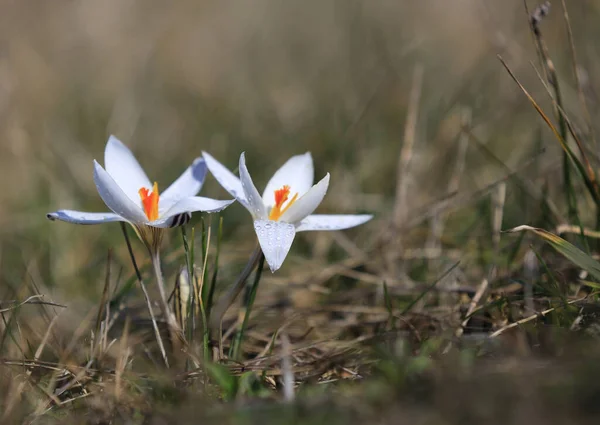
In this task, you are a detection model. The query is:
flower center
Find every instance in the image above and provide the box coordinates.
[269,185,298,221]
[138,182,160,221]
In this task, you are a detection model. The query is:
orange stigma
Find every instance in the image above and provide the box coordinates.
[269,185,298,221]
[139,182,160,221]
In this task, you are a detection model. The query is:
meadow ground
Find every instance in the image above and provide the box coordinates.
[2,1,600,423]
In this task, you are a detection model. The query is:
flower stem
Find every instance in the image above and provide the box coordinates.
[120,222,169,368]
[151,250,177,327]
[150,248,185,358]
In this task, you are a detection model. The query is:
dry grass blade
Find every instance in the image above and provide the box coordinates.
[393,63,423,230]
[489,294,590,338]
[492,183,506,250]
[555,224,600,239]
[93,250,112,354]
[505,225,600,281]
[280,333,295,403]
[497,55,566,152]
[115,316,130,400]
[0,295,64,314]
[455,277,490,339]
[529,61,599,192]
[499,55,600,206]
[2,314,61,420]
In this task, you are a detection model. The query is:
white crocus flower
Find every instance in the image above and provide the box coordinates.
[202,151,373,272]
[47,136,234,251]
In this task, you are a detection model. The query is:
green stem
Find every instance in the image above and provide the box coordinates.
[209,245,264,333]
[231,253,265,360]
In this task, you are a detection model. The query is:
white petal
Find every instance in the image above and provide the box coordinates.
[239,153,267,219]
[295,214,373,232]
[93,160,149,223]
[279,173,330,224]
[104,135,152,204]
[150,196,235,228]
[46,210,127,225]
[160,157,207,210]
[202,151,250,210]
[254,220,296,272]
[262,153,314,208]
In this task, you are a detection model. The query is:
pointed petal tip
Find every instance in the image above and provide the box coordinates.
[239,153,267,219]
[295,213,373,232]
[106,135,125,150]
[44,210,126,225]
[192,156,206,165]
[92,159,104,177]
[254,220,296,273]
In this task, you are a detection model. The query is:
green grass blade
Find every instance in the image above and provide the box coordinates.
[506,225,600,281]
[205,215,223,321]
[401,261,460,315]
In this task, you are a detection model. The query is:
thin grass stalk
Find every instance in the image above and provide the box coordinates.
[526,2,587,245]
[531,246,568,307]
[499,55,597,251]
[110,241,183,308]
[200,217,213,318]
[400,261,459,315]
[92,250,112,359]
[390,63,423,278]
[183,223,211,362]
[231,254,266,360]
[197,222,212,362]
[0,294,26,356]
[382,281,395,330]
[560,0,596,150]
[181,226,195,343]
[205,215,224,321]
[464,127,562,224]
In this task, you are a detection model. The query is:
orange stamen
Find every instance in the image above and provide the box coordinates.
[139,182,160,221]
[269,185,298,221]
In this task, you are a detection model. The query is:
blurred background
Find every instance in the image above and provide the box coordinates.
[0,0,599,345]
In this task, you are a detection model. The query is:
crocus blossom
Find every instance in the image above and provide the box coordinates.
[47,136,234,250]
[202,151,372,272]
